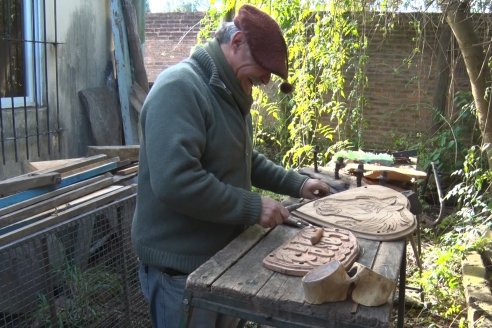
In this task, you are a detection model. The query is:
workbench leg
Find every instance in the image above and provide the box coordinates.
[180,290,193,328]
[397,241,407,328]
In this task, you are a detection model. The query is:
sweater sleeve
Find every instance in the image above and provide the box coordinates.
[141,68,261,226]
[251,150,308,198]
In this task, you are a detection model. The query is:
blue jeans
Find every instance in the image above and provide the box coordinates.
[138,263,238,328]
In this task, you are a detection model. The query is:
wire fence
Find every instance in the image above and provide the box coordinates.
[0,194,150,327]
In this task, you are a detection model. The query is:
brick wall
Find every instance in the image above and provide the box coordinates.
[144,12,204,82]
[360,13,471,148]
[144,12,481,150]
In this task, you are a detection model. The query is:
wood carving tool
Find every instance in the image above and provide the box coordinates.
[283,200,316,228]
[284,200,310,212]
[310,227,324,245]
[283,216,308,228]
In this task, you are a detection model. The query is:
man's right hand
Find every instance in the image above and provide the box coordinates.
[258,196,290,228]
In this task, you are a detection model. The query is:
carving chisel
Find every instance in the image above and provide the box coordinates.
[283,200,317,228]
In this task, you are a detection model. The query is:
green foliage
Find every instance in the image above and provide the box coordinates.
[332,149,394,164]
[407,87,490,323]
[409,145,491,325]
[250,87,290,163]
[281,1,368,167]
[412,242,466,318]
[417,91,480,175]
[446,144,492,226]
[158,0,209,12]
[198,0,369,168]
[197,0,235,43]
[252,186,284,201]
[410,221,491,322]
[175,1,203,12]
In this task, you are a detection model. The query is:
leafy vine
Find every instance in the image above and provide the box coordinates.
[197,0,369,168]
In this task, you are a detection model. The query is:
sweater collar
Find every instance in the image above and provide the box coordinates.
[193,39,253,115]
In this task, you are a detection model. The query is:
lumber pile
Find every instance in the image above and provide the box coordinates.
[0,147,139,245]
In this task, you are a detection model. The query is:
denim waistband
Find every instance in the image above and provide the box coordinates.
[143,263,187,276]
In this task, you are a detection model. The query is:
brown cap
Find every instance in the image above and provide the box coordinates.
[234,4,293,93]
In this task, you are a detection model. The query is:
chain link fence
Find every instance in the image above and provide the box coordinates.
[0,194,150,327]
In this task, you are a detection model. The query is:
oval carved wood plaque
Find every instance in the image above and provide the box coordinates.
[263,226,359,276]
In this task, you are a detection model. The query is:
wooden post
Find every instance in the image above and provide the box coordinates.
[110,0,138,145]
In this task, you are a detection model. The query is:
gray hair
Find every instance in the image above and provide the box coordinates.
[215,22,240,44]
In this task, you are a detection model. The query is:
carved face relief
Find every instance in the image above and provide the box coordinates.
[294,185,417,241]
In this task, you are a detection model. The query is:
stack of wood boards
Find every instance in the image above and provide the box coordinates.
[0,150,139,245]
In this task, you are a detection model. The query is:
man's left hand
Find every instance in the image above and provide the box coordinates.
[300,178,330,199]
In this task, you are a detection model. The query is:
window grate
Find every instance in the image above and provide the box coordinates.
[0,0,61,165]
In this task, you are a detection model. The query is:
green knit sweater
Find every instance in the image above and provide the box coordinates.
[131,39,308,273]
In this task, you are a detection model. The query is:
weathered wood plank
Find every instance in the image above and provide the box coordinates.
[113,172,138,185]
[116,164,138,175]
[356,238,380,268]
[0,176,115,229]
[122,0,148,94]
[58,156,120,178]
[110,0,138,145]
[23,158,84,172]
[0,185,124,235]
[78,87,123,146]
[0,184,136,245]
[0,161,119,209]
[211,224,297,298]
[0,172,61,196]
[0,173,112,217]
[371,239,405,279]
[87,145,139,162]
[26,154,108,175]
[256,271,303,304]
[130,81,147,114]
[186,224,270,292]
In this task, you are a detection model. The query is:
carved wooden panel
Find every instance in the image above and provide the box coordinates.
[263,226,359,276]
[293,185,416,241]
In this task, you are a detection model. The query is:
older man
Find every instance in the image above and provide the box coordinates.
[132,4,330,327]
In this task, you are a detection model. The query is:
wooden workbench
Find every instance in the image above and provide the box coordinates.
[182,223,406,328]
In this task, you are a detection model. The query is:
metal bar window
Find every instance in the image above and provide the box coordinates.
[0,0,60,165]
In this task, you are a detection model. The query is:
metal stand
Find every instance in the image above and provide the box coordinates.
[397,241,407,328]
[378,170,388,185]
[355,163,364,187]
[313,146,320,173]
[421,162,445,226]
[401,189,425,302]
[335,157,344,179]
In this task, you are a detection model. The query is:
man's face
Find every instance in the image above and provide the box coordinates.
[230,33,271,94]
